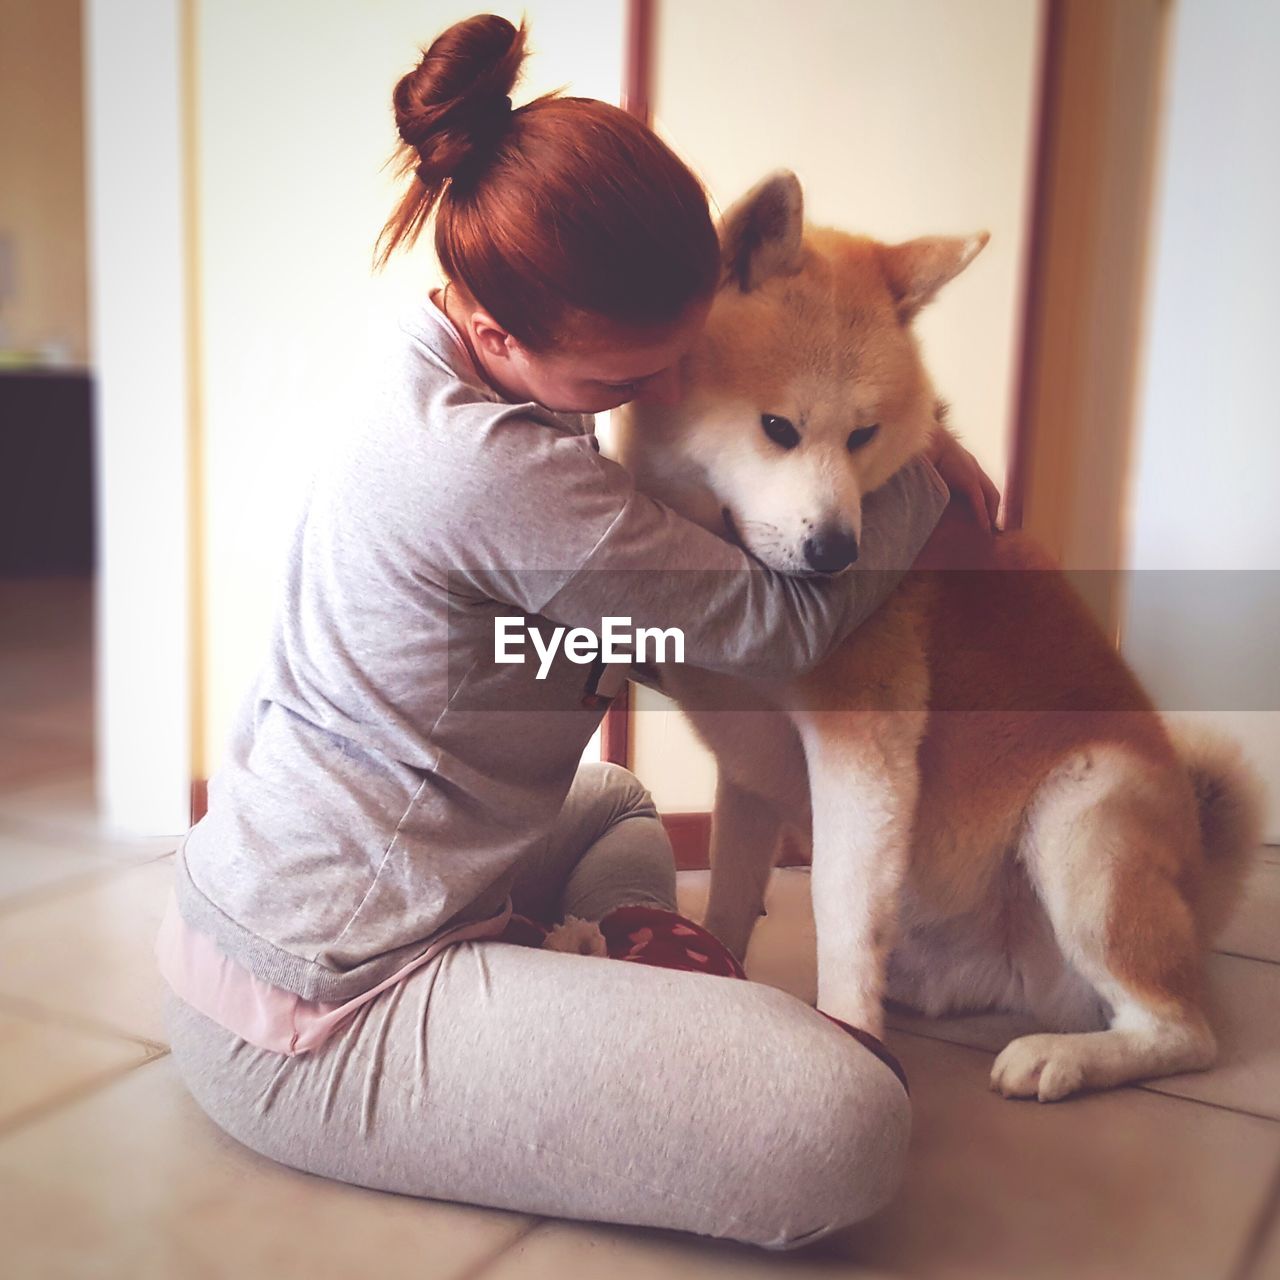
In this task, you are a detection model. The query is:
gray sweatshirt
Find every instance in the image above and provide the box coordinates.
[172,292,951,1002]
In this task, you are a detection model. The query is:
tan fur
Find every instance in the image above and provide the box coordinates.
[616,171,1268,1101]
[1165,721,1268,941]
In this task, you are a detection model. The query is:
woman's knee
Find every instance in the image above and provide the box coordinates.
[729,996,913,1250]
[577,760,658,820]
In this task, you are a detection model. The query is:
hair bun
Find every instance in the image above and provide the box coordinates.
[393,15,525,184]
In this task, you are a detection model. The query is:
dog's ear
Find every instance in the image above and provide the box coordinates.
[719,170,806,293]
[879,232,989,323]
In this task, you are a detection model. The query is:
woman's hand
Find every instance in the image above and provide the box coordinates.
[925,428,1002,532]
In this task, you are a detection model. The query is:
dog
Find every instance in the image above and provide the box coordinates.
[611,170,1266,1102]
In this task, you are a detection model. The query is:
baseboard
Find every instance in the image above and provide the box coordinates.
[190,779,207,827]
[661,811,809,872]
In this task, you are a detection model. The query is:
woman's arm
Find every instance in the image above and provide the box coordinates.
[538,456,948,681]
[447,422,950,682]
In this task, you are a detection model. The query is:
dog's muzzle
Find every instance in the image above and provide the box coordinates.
[721,506,763,565]
[802,526,860,574]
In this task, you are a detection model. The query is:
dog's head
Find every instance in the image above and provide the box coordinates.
[615,170,987,574]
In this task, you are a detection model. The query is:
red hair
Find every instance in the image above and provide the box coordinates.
[374,14,720,352]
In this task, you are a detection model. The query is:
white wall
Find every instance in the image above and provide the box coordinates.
[633,0,1044,811]
[85,0,192,835]
[651,0,1041,485]
[194,0,626,773]
[1122,0,1280,841]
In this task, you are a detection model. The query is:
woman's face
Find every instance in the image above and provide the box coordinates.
[453,290,714,414]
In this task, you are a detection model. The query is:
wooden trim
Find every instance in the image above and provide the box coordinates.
[622,0,656,127]
[601,682,631,764]
[1004,0,1062,533]
[190,778,208,826]
[1006,0,1168,636]
[661,811,809,872]
[661,811,711,870]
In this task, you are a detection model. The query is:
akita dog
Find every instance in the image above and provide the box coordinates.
[613,171,1266,1102]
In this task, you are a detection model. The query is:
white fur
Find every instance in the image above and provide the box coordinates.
[987,747,1216,1101]
[543,916,607,957]
[795,712,924,1035]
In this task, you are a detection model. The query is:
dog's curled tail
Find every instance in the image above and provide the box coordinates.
[1168,721,1268,941]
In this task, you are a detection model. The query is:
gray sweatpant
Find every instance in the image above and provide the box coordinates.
[163,762,911,1251]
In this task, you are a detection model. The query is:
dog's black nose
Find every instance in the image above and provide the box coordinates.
[802,527,860,573]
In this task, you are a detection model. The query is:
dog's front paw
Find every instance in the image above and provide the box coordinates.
[990,1033,1089,1103]
[543,915,608,957]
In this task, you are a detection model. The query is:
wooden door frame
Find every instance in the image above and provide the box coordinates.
[1007,0,1170,638]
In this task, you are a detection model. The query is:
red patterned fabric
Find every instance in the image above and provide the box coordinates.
[596,905,748,979]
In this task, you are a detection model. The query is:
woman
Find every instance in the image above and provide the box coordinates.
[159,13,992,1250]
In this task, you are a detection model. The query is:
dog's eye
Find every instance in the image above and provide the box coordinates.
[762,415,799,449]
[847,424,880,452]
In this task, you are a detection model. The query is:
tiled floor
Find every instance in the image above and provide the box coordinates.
[2,576,1278,1279]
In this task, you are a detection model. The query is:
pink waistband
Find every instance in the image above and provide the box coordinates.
[154,889,513,1056]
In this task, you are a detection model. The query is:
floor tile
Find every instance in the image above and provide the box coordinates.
[0,820,178,872]
[0,827,114,905]
[0,771,105,833]
[678,867,817,1004]
[674,868,708,919]
[1243,1194,1280,1280]
[482,1217,896,1280]
[1218,857,1280,963]
[0,1054,535,1280]
[1145,953,1280,1119]
[836,1032,1280,1280]
[0,1003,153,1130]
[0,772,179,858]
[0,725,93,790]
[883,1004,1034,1054]
[0,856,175,1043]
[887,952,1280,1121]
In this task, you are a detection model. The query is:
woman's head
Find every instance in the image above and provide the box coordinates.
[374,13,720,411]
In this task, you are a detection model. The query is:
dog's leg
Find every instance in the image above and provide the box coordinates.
[702,778,784,963]
[991,746,1217,1102]
[797,713,923,1038]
